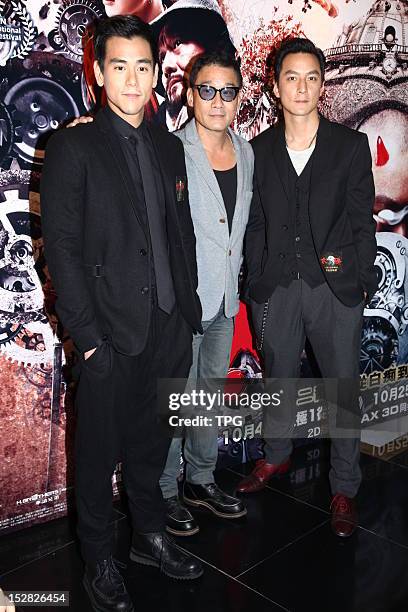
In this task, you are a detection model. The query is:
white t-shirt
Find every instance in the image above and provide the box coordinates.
[286,142,316,176]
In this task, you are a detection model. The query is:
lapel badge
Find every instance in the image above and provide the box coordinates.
[175,176,186,202]
[320,252,343,273]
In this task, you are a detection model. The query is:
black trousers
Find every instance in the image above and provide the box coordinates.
[74,304,192,563]
[251,280,364,498]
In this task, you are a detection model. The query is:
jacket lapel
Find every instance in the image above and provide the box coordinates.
[269,116,332,204]
[183,119,227,218]
[145,122,173,207]
[308,116,333,236]
[229,127,244,240]
[270,122,290,203]
[310,115,332,190]
[94,109,147,239]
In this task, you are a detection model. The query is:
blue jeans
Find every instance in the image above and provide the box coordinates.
[159,302,234,499]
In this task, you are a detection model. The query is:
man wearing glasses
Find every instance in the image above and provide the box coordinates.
[159,51,253,536]
[66,50,252,535]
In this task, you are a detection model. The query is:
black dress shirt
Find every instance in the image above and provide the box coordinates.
[106,107,175,312]
[105,106,148,225]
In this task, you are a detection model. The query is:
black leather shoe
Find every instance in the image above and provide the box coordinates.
[165,496,199,537]
[129,531,203,580]
[183,482,247,519]
[83,556,134,612]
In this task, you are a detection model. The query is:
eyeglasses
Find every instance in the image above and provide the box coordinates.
[193,84,240,102]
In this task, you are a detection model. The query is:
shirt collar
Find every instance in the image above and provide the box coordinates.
[105,105,147,140]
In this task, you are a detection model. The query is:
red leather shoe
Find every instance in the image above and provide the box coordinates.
[330,494,357,538]
[236,458,291,493]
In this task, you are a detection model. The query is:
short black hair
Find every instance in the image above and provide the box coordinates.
[274,37,325,82]
[189,50,242,88]
[157,9,235,64]
[94,15,158,71]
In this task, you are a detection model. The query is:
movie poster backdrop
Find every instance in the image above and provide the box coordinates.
[0,0,407,532]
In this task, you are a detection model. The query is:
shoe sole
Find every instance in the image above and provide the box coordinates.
[331,520,357,538]
[129,549,204,580]
[183,496,247,519]
[237,466,291,494]
[83,576,135,612]
[333,530,356,538]
[236,483,270,494]
[165,524,200,537]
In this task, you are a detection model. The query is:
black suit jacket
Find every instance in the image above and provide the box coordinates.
[244,116,378,307]
[41,108,202,355]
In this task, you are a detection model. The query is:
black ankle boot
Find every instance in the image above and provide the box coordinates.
[130,531,203,580]
[83,556,134,612]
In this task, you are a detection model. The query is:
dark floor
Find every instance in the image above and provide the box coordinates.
[1,440,408,612]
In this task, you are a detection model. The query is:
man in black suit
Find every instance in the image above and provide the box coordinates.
[41,15,203,612]
[237,38,377,538]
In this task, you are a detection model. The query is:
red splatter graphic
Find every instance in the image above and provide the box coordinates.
[217,0,234,26]
[312,0,338,18]
[376,136,390,167]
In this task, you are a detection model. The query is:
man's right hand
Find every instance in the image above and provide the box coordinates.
[84,347,97,360]
[67,115,94,128]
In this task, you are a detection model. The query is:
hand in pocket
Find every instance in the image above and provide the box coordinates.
[84,347,97,360]
[82,341,112,377]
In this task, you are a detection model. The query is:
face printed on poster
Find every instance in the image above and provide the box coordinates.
[1,0,407,530]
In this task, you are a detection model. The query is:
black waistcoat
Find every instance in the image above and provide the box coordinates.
[279,149,325,288]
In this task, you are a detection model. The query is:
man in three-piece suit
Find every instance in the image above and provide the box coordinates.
[237,38,378,538]
[41,15,203,612]
[159,51,253,535]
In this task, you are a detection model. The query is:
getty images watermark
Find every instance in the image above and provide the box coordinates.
[156,377,408,439]
[167,387,283,428]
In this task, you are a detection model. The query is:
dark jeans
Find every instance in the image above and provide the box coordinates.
[75,304,192,563]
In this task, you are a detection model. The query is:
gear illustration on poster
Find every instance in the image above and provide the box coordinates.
[0,172,54,366]
[55,0,102,62]
[47,27,64,52]
[0,100,23,169]
[2,52,81,168]
[362,232,408,371]
[0,0,36,66]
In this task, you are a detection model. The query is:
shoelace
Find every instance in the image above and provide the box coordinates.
[253,460,266,475]
[165,496,180,512]
[331,495,350,514]
[102,557,127,586]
